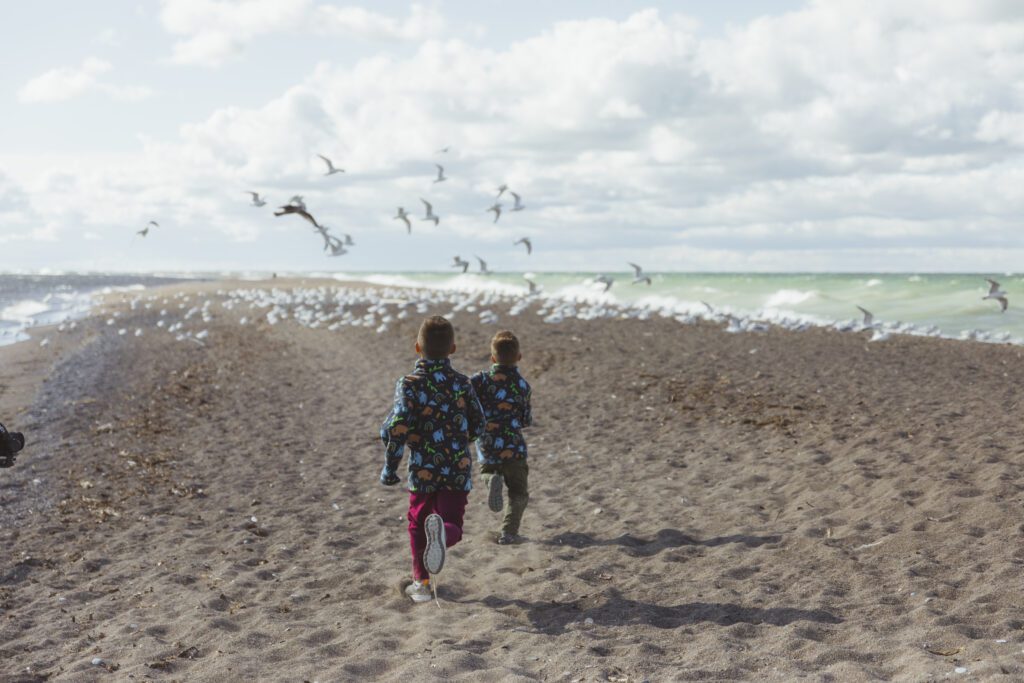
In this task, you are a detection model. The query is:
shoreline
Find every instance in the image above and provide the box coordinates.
[2,278,1024,680]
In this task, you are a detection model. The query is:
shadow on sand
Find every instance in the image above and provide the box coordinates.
[466,588,840,634]
[542,529,782,557]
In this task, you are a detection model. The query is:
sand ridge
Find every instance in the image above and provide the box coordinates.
[1,281,1024,681]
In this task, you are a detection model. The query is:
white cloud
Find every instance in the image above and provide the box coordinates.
[18,57,152,103]
[313,3,443,41]
[8,3,1024,271]
[159,0,444,66]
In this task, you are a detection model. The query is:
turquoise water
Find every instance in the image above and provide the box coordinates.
[334,272,1024,342]
[2,272,1020,345]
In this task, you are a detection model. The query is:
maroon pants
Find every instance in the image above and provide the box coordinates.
[407,489,468,581]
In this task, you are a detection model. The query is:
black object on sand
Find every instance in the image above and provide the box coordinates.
[0,422,25,468]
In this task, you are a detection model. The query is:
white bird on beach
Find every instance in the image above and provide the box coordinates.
[318,154,344,176]
[983,278,1009,312]
[487,203,502,223]
[856,305,875,327]
[510,191,525,212]
[629,262,652,286]
[420,198,440,226]
[137,220,158,237]
[496,184,508,199]
[514,237,532,254]
[246,191,266,207]
[475,255,491,275]
[395,207,412,234]
[593,274,614,292]
[451,256,470,273]
[433,164,447,183]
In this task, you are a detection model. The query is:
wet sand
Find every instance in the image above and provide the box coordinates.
[2,279,1024,681]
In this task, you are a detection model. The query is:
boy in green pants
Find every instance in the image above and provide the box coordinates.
[470,331,533,544]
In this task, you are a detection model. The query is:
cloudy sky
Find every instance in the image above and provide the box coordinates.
[3,0,1024,273]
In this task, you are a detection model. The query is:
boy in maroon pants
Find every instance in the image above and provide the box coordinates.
[380,316,485,602]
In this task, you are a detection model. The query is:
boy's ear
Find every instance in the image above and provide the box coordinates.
[415,341,422,355]
[491,354,497,364]
[450,342,457,355]
[517,352,522,362]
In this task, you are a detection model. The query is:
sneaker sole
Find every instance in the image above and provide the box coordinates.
[423,514,446,575]
[488,474,504,513]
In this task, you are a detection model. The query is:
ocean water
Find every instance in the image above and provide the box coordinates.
[0,274,196,346]
[331,271,1024,343]
[1,272,1021,346]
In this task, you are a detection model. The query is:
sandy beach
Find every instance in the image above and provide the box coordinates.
[2,278,1024,681]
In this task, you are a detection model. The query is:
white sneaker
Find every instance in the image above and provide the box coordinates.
[487,474,504,513]
[404,580,433,603]
[423,513,447,575]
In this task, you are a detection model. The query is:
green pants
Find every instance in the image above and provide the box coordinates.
[480,460,529,536]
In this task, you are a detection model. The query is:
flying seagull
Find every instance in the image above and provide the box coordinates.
[983,278,1009,312]
[856,306,874,326]
[137,220,158,238]
[629,262,652,286]
[475,255,491,275]
[433,164,447,183]
[509,191,525,212]
[451,256,470,273]
[275,203,322,229]
[342,233,354,246]
[318,154,344,176]
[289,195,306,210]
[327,237,348,257]
[496,184,508,199]
[436,146,450,154]
[394,207,412,234]
[514,237,532,254]
[593,274,614,292]
[246,191,266,207]
[487,203,502,223]
[420,198,440,226]
[524,275,538,294]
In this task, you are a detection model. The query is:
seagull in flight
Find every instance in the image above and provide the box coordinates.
[524,275,538,294]
[394,207,412,234]
[629,262,652,286]
[327,239,348,257]
[451,256,470,273]
[420,198,440,226]
[514,237,532,254]
[593,274,614,292]
[510,191,525,212]
[318,154,344,176]
[487,203,502,223]
[246,191,266,207]
[856,306,874,327]
[433,164,447,183]
[983,278,1009,312]
[275,203,322,229]
[137,220,158,238]
[496,184,508,199]
[342,233,355,246]
[475,255,491,275]
[289,195,306,210]
[436,146,450,154]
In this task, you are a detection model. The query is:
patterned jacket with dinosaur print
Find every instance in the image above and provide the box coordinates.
[470,364,532,465]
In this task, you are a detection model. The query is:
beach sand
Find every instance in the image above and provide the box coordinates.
[2,279,1024,681]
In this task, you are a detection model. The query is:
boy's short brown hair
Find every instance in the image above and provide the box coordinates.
[491,330,520,365]
[418,316,455,359]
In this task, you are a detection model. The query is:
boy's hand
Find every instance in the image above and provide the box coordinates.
[379,466,401,486]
